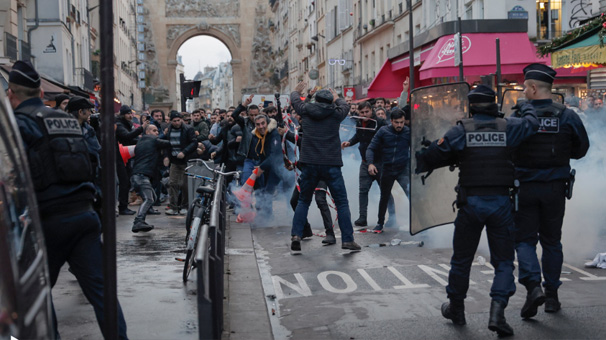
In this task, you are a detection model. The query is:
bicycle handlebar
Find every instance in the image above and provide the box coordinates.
[186,159,241,179]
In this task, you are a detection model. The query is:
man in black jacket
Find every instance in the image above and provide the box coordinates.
[366,108,410,231]
[162,111,197,215]
[290,82,361,252]
[116,104,148,215]
[131,124,172,232]
[341,101,395,227]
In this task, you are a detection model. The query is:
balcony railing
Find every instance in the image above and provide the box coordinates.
[5,32,18,60]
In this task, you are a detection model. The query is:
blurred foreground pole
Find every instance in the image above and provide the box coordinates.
[408,0,414,90]
[100,0,118,338]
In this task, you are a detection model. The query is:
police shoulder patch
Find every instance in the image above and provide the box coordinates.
[43,117,82,135]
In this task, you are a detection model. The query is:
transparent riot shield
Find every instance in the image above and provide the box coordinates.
[500,89,565,117]
[410,83,470,235]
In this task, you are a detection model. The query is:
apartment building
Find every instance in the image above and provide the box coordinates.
[0,1,30,66]
[274,0,606,101]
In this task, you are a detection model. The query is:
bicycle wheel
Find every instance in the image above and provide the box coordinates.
[183,246,196,283]
[185,197,202,245]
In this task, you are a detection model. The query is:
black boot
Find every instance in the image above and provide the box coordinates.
[521,284,546,319]
[488,300,514,337]
[441,299,466,325]
[544,290,561,313]
[322,229,336,245]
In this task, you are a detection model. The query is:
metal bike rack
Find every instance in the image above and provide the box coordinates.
[195,165,227,340]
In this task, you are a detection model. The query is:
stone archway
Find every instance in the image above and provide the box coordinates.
[141,0,275,112]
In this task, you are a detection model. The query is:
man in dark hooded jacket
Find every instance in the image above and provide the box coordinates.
[289,82,361,253]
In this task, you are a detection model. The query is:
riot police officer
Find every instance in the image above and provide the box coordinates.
[513,64,589,319]
[415,85,539,336]
[6,61,129,339]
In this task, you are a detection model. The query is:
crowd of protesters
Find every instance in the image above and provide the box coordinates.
[48,79,412,239]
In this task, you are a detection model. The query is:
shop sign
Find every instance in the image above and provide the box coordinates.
[437,35,471,64]
[343,87,355,99]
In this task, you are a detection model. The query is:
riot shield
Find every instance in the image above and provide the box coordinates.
[500,89,565,117]
[410,83,470,235]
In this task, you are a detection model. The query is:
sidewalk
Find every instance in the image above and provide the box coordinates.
[51,204,272,339]
[222,213,273,340]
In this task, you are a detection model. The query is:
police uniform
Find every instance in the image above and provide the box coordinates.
[415,85,540,336]
[8,61,128,339]
[513,64,590,318]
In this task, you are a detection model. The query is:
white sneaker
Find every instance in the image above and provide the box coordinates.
[165,208,179,215]
[179,208,188,215]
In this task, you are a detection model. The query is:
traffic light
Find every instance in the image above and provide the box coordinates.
[181,81,201,99]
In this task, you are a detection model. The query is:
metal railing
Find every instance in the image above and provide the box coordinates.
[195,166,227,340]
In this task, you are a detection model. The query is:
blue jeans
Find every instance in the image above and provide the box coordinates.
[446,195,516,304]
[42,209,128,339]
[242,158,266,188]
[515,180,566,292]
[292,164,354,243]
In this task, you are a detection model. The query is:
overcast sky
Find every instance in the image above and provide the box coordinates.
[177,36,232,80]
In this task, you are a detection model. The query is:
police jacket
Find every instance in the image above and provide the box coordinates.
[513,99,590,183]
[416,104,540,194]
[348,114,387,162]
[132,135,171,177]
[14,97,96,215]
[232,104,256,159]
[161,123,197,165]
[116,116,143,146]
[290,92,350,167]
[366,124,410,171]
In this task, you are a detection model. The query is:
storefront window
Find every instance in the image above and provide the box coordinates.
[537,0,562,39]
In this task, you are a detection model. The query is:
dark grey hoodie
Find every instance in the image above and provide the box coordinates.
[290,92,350,167]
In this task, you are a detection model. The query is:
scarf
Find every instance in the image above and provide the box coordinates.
[254,129,267,156]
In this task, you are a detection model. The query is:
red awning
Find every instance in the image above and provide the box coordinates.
[419,33,546,80]
[367,59,408,98]
[367,42,436,98]
[391,43,436,72]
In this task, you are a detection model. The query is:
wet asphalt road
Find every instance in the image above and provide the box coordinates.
[50,200,606,340]
[53,208,199,340]
[252,202,606,340]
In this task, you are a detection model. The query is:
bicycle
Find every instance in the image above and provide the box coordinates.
[181,159,240,283]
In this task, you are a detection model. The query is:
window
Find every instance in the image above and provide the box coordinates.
[465,5,472,19]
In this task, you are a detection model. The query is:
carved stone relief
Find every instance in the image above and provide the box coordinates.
[165,0,240,18]
[166,24,240,48]
[248,17,274,91]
